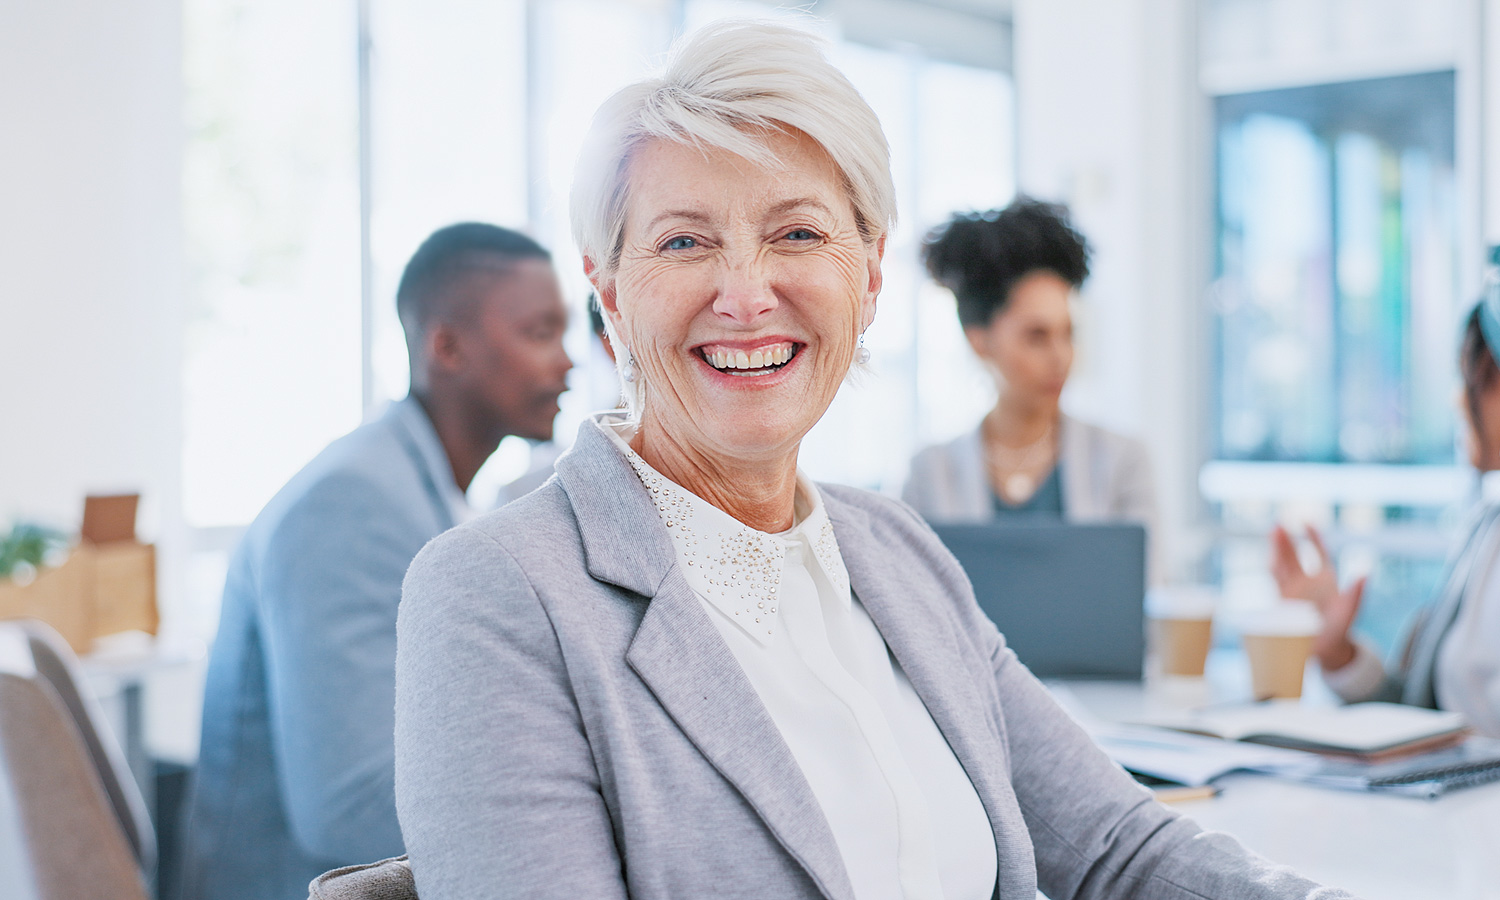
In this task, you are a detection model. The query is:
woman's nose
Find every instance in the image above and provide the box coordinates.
[712,259,778,324]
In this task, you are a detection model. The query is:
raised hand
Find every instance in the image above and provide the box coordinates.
[1269,524,1336,606]
[1268,524,1361,671]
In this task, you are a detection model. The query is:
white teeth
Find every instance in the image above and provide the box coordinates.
[705,343,796,371]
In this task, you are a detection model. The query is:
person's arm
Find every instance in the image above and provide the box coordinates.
[1437,523,1500,735]
[255,473,413,862]
[395,525,626,900]
[1269,525,1368,675]
[988,634,1354,899]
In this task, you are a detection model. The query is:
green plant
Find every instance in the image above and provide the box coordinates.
[0,522,70,580]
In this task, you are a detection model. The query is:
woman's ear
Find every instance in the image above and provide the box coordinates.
[584,255,625,336]
[859,234,886,333]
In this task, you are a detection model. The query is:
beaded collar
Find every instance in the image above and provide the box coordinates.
[598,415,851,647]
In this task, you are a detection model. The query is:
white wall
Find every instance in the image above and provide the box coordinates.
[0,0,186,609]
[1012,0,1202,579]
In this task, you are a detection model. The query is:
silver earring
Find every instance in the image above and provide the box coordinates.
[855,334,871,365]
[621,354,638,383]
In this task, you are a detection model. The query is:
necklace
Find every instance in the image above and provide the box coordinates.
[983,415,1057,504]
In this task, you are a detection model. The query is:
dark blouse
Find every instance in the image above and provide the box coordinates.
[991,465,1064,519]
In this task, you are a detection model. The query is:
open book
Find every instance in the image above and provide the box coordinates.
[1135,701,1468,759]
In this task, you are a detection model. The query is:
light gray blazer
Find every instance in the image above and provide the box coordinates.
[394,419,1350,900]
[903,416,1156,524]
[903,415,1161,579]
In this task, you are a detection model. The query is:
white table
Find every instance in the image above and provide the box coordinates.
[1053,679,1500,900]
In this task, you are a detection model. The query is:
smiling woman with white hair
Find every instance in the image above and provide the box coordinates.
[393,21,1352,900]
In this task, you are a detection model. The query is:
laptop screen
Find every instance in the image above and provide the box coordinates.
[931,522,1147,680]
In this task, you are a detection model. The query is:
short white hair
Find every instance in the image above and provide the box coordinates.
[570,19,896,276]
[571,19,894,415]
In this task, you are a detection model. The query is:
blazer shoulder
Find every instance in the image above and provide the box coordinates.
[819,484,957,569]
[408,479,582,590]
[821,482,927,526]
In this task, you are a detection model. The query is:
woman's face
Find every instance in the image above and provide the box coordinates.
[1461,376,1500,471]
[593,129,883,465]
[965,270,1074,404]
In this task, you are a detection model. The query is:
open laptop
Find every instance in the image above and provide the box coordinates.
[931,522,1147,680]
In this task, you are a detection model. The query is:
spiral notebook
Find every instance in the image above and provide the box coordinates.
[1291,736,1500,798]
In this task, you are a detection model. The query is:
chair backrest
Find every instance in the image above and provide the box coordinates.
[19,620,157,874]
[0,621,149,900]
[308,855,418,900]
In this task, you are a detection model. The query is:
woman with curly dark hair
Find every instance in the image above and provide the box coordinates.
[903,198,1158,541]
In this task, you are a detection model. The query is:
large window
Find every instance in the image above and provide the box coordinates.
[1213,72,1459,465]
[182,0,1018,537]
[182,0,363,529]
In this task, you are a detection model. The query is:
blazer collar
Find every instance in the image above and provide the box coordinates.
[553,416,678,599]
[387,395,466,531]
[553,417,856,900]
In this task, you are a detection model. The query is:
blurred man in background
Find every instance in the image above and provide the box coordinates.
[179,222,571,900]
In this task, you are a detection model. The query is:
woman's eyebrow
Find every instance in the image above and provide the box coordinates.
[766,197,835,219]
[643,209,713,232]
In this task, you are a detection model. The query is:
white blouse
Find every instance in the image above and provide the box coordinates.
[605,421,996,900]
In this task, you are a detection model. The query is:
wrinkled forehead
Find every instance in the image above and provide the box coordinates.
[619,130,856,236]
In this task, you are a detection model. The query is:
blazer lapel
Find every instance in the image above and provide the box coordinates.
[1404,505,1500,707]
[626,575,855,900]
[827,498,1029,898]
[556,420,854,900]
[1058,414,1091,520]
[956,426,993,522]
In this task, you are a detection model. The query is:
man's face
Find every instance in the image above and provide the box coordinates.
[447,259,573,442]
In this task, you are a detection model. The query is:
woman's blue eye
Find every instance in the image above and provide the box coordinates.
[665,236,696,251]
[785,229,817,241]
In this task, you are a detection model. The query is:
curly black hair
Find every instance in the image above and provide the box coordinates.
[922,197,1091,330]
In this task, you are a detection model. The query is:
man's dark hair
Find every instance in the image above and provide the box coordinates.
[922,197,1090,330]
[585,292,602,335]
[396,222,551,339]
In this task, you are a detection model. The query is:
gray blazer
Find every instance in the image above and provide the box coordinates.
[902,416,1157,525]
[903,415,1161,579]
[182,398,457,900]
[395,419,1349,900]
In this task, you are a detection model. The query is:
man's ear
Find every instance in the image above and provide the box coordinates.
[426,319,464,376]
[963,325,991,360]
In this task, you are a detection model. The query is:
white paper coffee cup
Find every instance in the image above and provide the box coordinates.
[1146,586,1216,677]
[1238,601,1320,700]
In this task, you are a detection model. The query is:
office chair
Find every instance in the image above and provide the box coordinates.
[0,620,150,900]
[18,619,157,875]
[308,855,418,900]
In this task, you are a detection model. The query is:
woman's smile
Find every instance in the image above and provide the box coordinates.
[697,340,802,378]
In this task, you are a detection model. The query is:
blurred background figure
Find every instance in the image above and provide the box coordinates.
[177,223,571,900]
[903,199,1158,534]
[1271,301,1500,738]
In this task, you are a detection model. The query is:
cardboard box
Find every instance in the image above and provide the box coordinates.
[0,494,159,653]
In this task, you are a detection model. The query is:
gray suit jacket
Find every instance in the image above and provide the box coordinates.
[1357,504,1500,710]
[395,419,1350,900]
[902,416,1157,526]
[182,398,458,900]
